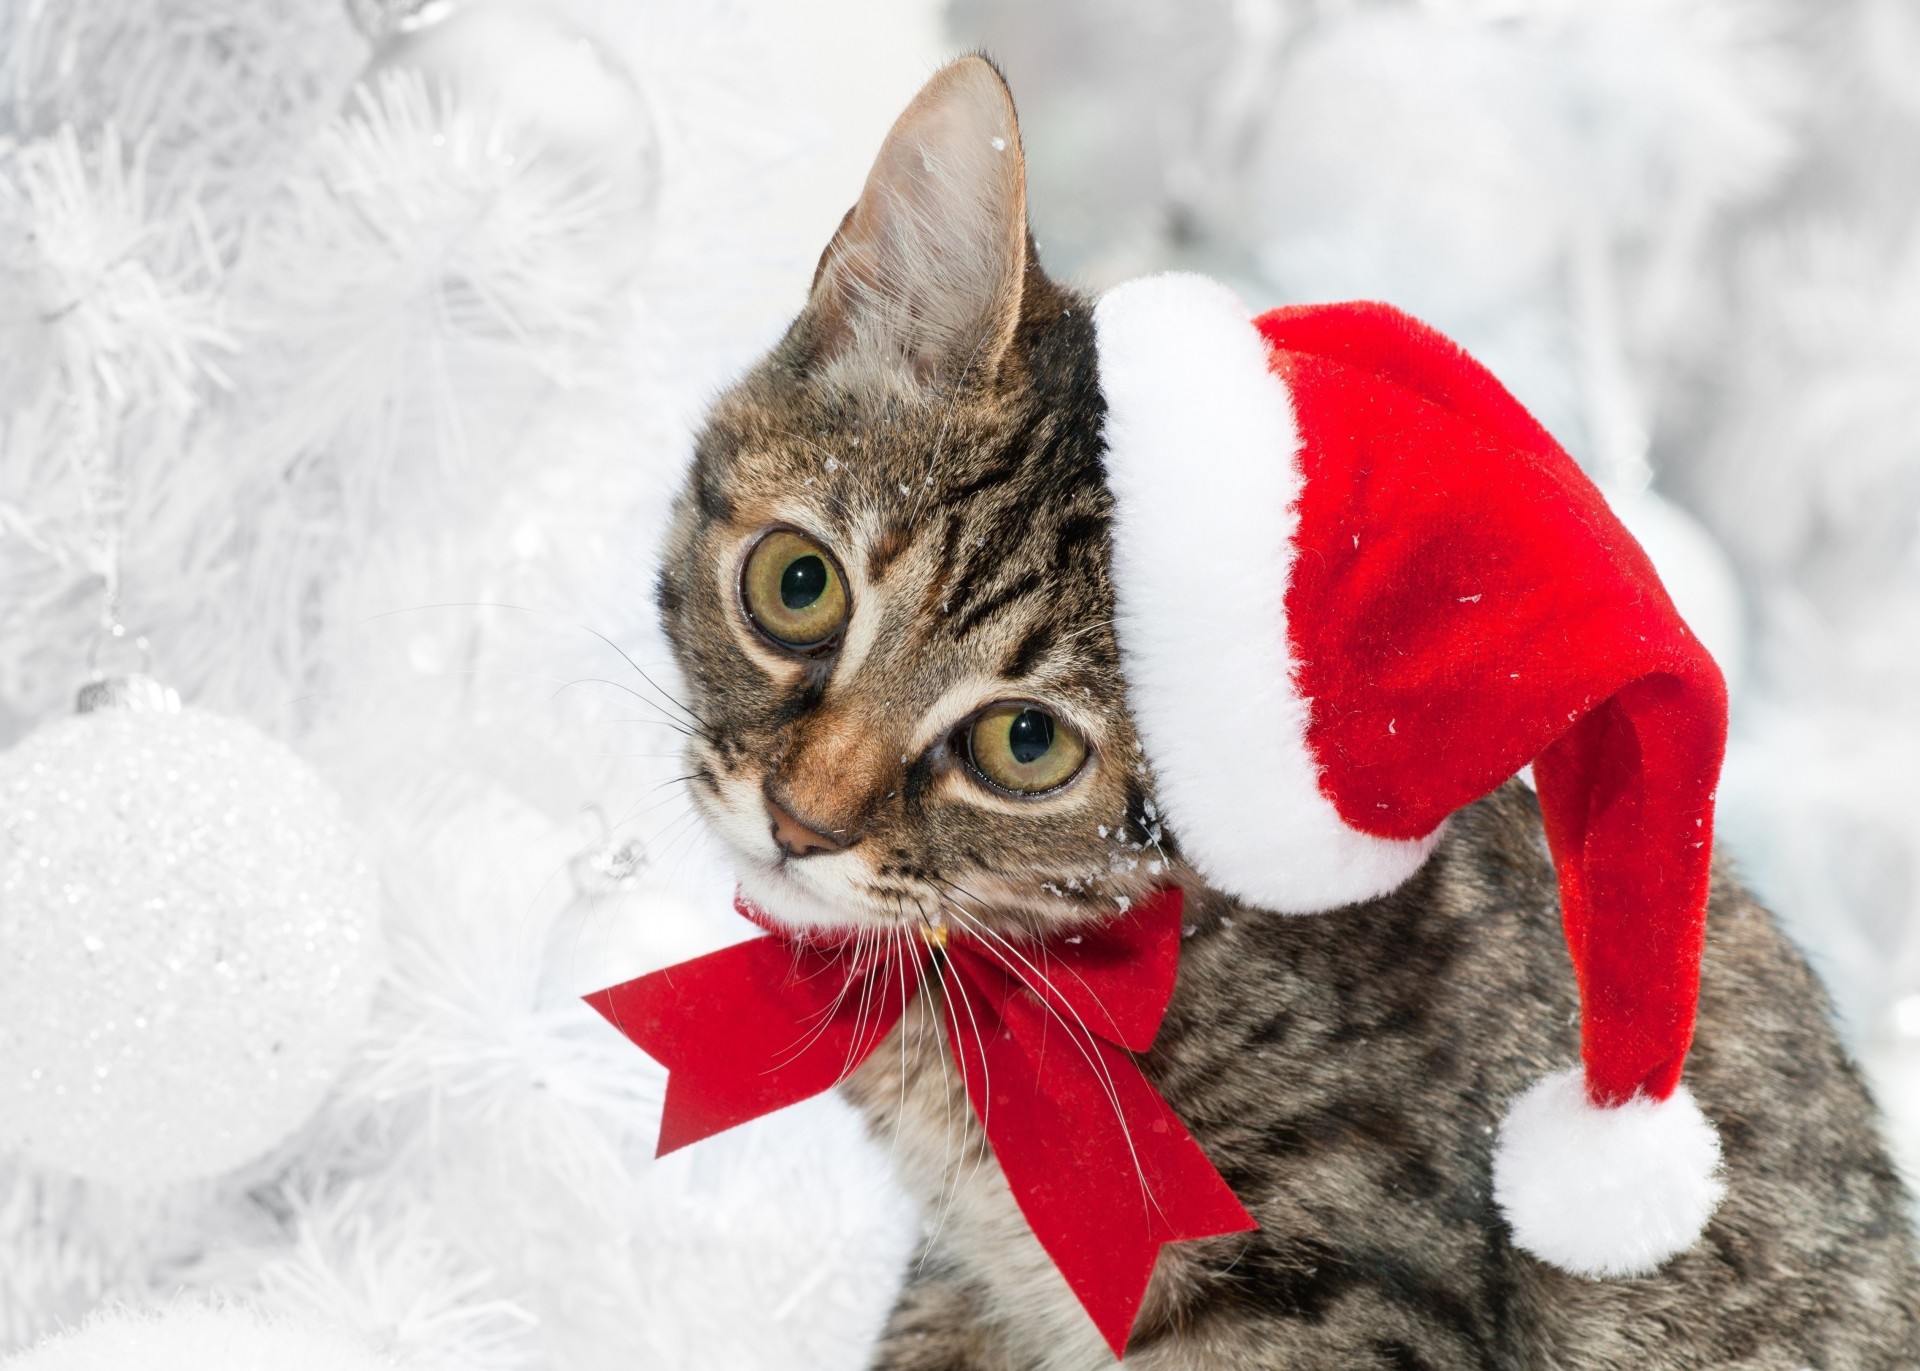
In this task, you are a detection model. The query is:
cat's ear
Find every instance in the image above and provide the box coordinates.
[805,55,1029,388]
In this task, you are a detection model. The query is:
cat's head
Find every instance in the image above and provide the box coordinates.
[657,57,1174,939]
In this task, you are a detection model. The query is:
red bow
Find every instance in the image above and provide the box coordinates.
[584,886,1256,1356]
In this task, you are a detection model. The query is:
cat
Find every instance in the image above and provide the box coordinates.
[651,55,1920,1368]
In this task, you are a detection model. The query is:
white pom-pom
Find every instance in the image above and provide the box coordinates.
[1491,1067,1725,1278]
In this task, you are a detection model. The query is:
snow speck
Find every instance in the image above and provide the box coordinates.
[990,136,1007,151]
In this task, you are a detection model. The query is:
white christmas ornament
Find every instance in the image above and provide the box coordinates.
[0,685,381,1188]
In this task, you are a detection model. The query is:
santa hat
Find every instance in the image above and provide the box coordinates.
[1092,274,1730,1279]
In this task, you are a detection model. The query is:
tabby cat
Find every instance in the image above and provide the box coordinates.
[652,56,1920,1368]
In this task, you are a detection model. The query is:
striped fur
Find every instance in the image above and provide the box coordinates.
[653,55,1920,1368]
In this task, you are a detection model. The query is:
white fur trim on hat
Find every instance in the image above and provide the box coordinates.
[1492,1067,1725,1278]
[1093,273,1439,914]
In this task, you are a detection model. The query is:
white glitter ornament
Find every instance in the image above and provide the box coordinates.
[0,680,381,1188]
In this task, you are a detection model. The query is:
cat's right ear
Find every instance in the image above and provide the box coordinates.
[803,56,1029,390]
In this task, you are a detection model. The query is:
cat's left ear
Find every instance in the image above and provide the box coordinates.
[804,55,1029,388]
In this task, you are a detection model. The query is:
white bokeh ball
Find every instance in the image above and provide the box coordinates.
[0,702,381,1188]
[0,1302,388,1371]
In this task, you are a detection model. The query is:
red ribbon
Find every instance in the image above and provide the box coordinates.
[584,886,1256,1357]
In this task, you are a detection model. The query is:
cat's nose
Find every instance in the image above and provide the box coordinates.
[765,790,848,858]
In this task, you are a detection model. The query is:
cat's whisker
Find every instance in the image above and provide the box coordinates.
[887,901,916,1168]
[595,789,705,883]
[600,784,700,839]
[645,773,702,792]
[853,925,908,1079]
[936,884,1133,1086]
[570,747,693,763]
[840,924,890,1083]
[764,932,859,1066]
[922,937,992,1252]
[939,894,1122,1093]
[770,922,882,1073]
[642,803,732,891]
[939,895,1159,1216]
[935,874,1142,1051]
[623,800,703,872]
[921,947,964,1280]
[580,624,715,734]
[828,924,870,1081]
[915,926,963,1243]
[554,676,703,741]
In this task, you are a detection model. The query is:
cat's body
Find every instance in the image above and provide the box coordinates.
[847,785,1920,1368]
[654,57,1920,1367]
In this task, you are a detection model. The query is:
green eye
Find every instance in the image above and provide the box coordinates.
[965,704,1088,795]
[742,529,848,648]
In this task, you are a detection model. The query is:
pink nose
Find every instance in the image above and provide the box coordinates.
[766,793,846,858]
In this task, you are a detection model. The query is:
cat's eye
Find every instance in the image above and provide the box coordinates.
[741,528,850,649]
[963,704,1088,796]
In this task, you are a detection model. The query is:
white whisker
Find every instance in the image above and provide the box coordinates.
[940,893,1160,1222]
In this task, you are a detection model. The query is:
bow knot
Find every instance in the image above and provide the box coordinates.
[585,886,1256,1357]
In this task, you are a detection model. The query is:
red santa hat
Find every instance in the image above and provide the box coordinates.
[1092,273,1730,1279]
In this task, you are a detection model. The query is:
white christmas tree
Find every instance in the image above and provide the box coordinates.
[7,0,1919,1366]
[0,1,930,1367]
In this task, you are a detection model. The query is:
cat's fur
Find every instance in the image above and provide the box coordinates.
[654,57,1920,1367]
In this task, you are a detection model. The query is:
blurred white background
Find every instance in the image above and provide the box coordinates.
[1,1,1917,1367]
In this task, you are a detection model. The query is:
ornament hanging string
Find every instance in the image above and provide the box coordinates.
[0,246,378,1187]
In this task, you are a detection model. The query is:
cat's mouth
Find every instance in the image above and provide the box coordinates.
[688,766,923,931]
[687,745,1149,937]
[716,814,1131,942]
[733,854,923,932]
[700,791,1079,938]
